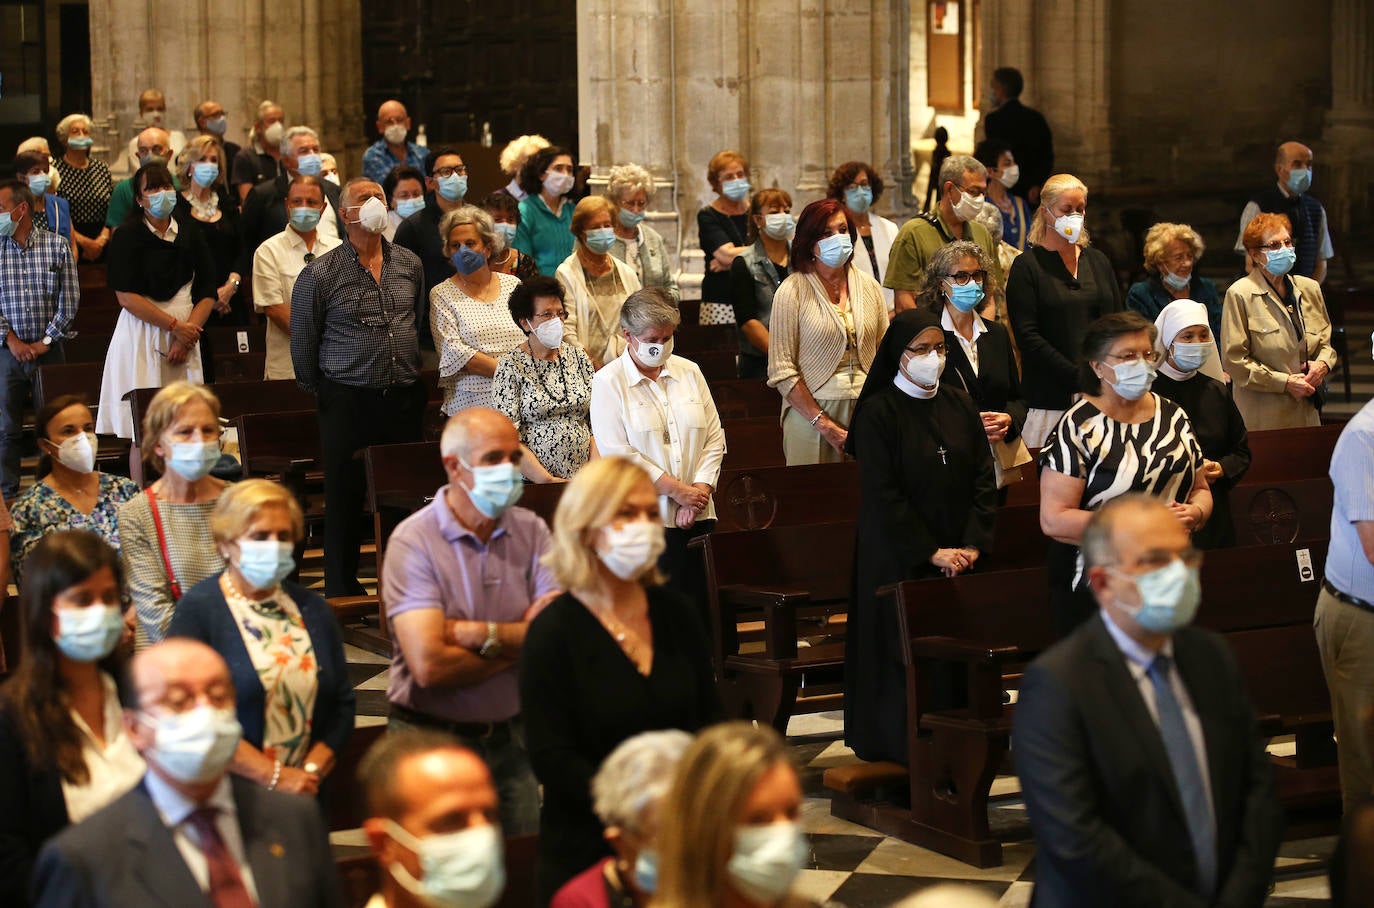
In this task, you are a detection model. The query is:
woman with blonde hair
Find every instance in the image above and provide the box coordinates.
[1126,222,1223,356]
[1006,173,1123,446]
[557,195,643,368]
[606,163,679,301]
[176,134,245,328]
[654,722,814,908]
[520,456,721,904]
[499,134,550,200]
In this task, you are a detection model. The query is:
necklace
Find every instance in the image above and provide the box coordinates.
[818,271,845,304]
[526,346,570,404]
[48,474,98,506]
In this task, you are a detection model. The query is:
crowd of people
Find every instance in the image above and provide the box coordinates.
[0,61,1366,907]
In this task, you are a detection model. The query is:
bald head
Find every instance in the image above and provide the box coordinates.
[136,127,172,163]
[129,638,234,713]
[377,100,411,144]
[439,407,519,462]
[1276,141,1312,167]
[1275,141,1314,190]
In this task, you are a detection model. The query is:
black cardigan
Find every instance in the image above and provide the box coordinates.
[942,317,1029,441]
[0,706,70,907]
[107,212,218,303]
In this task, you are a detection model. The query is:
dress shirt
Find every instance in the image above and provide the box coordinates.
[253,226,342,380]
[59,673,146,823]
[590,350,727,526]
[143,771,260,903]
[941,305,987,375]
[1328,399,1374,601]
[1099,609,1215,828]
[0,226,78,343]
[1234,181,1334,259]
[361,139,430,185]
[289,238,424,392]
[382,489,559,723]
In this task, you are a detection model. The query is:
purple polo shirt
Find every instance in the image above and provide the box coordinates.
[383,486,558,722]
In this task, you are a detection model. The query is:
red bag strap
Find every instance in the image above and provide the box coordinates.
[146,487,183,602]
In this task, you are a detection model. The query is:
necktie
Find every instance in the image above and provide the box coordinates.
[186,807,257,908]
[1147,654,1218,896]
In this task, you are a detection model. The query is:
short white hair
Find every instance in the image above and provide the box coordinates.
[17,137,49,156]
[499,134,550,176]
[591,730,693,834]
[256,100,282,122]
[280,126,318,157]
[56,114,93,141]
[605,163,655,203]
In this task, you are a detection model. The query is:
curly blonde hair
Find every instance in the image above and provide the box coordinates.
[1142,222,1204,275]
[498,134,550,177]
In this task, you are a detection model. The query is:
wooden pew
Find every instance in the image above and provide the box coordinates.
[720,416,785,470]
[676,322,736,355]
[708,379,780,420]
[1244,424,1342,483]
[712,462,859,532]
[231,408,322,493]
[127,379,317,448]
[34,362,131,474]
[689,349,739,381]
[1228,477,1333,546]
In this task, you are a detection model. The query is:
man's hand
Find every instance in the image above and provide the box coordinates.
[214,281,236,313]
[448,619,490,650]
[675,506,697,529]
[5,333,33,363]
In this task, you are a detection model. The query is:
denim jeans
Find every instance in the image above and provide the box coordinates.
[0,342,64,497]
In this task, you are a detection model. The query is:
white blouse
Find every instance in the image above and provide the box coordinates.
[61,673,146,822]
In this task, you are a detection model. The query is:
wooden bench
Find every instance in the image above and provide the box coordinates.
[712,462,859,532]
[1244,424,1342,483]
[34,362,131,474]
[720,416,785,470]
[676,322,736,355]
[688,348,739,381]
[708,379,779,420]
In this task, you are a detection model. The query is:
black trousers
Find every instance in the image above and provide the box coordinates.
[317,377,425,596]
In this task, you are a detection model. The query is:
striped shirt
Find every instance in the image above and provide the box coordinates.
[1328,399,1374,599]
[118,491,226,649]
[289,238,424,392]
[0,226,78,343]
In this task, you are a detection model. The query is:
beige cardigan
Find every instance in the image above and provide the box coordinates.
[766,268,887,404]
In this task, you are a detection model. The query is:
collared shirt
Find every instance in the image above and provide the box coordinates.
[60,673,146,823]
[1099,610,1215,828]
[144,214,178,242]
[941,305,987,375]
[362,139,430,184]
[143,771,260,903]
[254,226,342,380]
[0,225,78,343]
[590,350,727,526]
[289,238,424,392]
[1233,180,1334,260]
[382,488,558,722]
[1328,399,1374,599]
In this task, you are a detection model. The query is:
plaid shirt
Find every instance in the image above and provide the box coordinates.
[0,226,78,343]
[289,238,423,392]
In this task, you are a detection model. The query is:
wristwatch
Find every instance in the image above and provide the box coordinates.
[303,761,321,775]
[479,621,503,659]
[40,335,52,346]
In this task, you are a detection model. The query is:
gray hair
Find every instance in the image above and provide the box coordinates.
[591,730,693,834]
[499,134,550,176]
[279,125,318,158]
[340,177,380,211]
[937,154,987,192]
[605,163,655,203]
[16,137,49,157]
[1081,494,1171,570]
[438,205,498,256]
[55,114,93,142]
[619,287,682,335]
[916,240,995,311]
[255,100,282,122]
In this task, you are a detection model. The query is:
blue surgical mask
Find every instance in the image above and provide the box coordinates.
[451,245,488,276]
[763,213,795,240]
[1104,358,1156,401]
[1170,341,1213,374]
[386,821,506,908]
[494,222,518,245]
[295,152,323,176]
[844,185,873,214]
[27,173,52,196]
[437,173,468,202]
[633,848,659,894]
[946,279,985,313]
[727,821,808,904]
[1161,269,1190,292]
[192,162,219,188]
[1264,245,1296,277]
[146,189,178,219]
[722,177,751,201]
[815,233,853,268]
[235,540,295,591]
[396,196,426,218]
[584,227,617,254]
[619,207,646,228]
[167,440,221,481]
[1114,559,1201,634]
[290,206,323,232]
[0,212,14,239]
[67,136,94,150]
[459,459,523,519]
[55,605,124,663]
[1287,168,1312,195]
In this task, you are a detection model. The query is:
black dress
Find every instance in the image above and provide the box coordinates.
[519,586,723,904]
[697,207,749,306]
[1153,372,1251,549]
[845,382,996,764]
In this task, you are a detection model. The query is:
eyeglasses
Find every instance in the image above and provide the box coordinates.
[434,166,468,178]
[1255,239,1294,252]
[530,311,564,322]
[1103,350,1162,365]
[946,270,987,286]
[905,342,948,357]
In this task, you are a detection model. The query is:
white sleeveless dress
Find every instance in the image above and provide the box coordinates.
[96,279,204,439]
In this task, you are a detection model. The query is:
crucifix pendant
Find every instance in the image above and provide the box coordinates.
[937,445,948,465]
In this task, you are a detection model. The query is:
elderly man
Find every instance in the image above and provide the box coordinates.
[982,66,1054,204]
[381,407,557,836]
[193,99,241,168]
[885,154,1004,312]
[252,175,341,380]
[1014,495,1283,907]
[120,88,187,175]
[232,100,287,203]
[0,180,77,497]
[103,127,172,228]
[1234,141,1333,284]
[238,126,345,276]
[31,639,340,908]
[291,178,426,596]
[360,729,506,908]
[362,100,430,184]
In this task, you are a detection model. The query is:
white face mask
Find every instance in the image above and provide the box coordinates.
[355,196,389,234]
[953,188,985,222]
[530,317,564,349]
[901,350,945,389]
[51,431,98,473]
[632,336,673,369]
[383,123,408,145]
[597,521,666,581]
[141,705,242,785]
[1047,208,1085,243]
[385,821,506,908]
[727,821,808,904]
[543,171,575,197]
[997,164,1020,189]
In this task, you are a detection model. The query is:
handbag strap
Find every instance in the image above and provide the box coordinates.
[145,487,183,602]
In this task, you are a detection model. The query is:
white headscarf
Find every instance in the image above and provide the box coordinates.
[1153,299,1225,382]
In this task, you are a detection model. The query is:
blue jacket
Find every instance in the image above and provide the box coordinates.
[40,194,72,243]
[1125,274,1223,342]
[168,575,355,757]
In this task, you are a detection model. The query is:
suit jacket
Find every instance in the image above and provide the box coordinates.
[1013,614,1283,908]
[940,317,1028,442]
[30,775,341,908]
[237,172,345,277]
[983,98,1054,196]
[0,708,69,907]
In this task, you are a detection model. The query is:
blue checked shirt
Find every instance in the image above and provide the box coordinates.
[0,226,78,343]
[1328,399,1374,600]
[361,139,430,184]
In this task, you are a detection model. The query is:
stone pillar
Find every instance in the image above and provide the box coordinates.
[1030,0,1112,185]
[1322,0,1374,234]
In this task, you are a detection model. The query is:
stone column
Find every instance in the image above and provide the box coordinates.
[1030,0,1112,185]
[1322,0,1374,235]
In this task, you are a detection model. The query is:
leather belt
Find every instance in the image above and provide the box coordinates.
[1323,579,1374,614]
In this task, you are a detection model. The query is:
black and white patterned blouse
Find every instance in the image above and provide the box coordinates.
[491,343,596,479]
[53,156,114,236]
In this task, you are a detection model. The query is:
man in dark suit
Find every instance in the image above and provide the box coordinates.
[31,639,340,908]
[982,66,1054,204]
[1014,495,1283,907]
[238,125,346,277]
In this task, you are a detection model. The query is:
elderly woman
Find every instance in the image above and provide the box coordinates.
[13,151,74,255]
[767,198,887,465]
[119,382,228,647]
[696,150,752,324]
[0,531,143,907]
[53,114,113,261]
[514,144,577,276]
[604,163,679,302]
[591,288,726,584]
[382,164,426,241]
[1152,300,1251,550]
[481,189,540,279]
[828,161,899,312]
[96,163,217,439]
[655,723,815,908]
[551,730,693,908]
[168,479,354,797]
[10,395,140,586]
[430,205,526,415]
[1039,311,1212,635]
[730,188,793,379]
[492,276,597,481]
[1126,222,1224,349]
[1222,212,1337,430]
[845,307,996,764]
[499,134,550,201]
[176,136,245,328]
[1006,173,1124,447]
[520,457,722,902]
[557,196,643,369]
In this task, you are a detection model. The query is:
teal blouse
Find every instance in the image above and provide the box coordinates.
[514,194,574,277]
